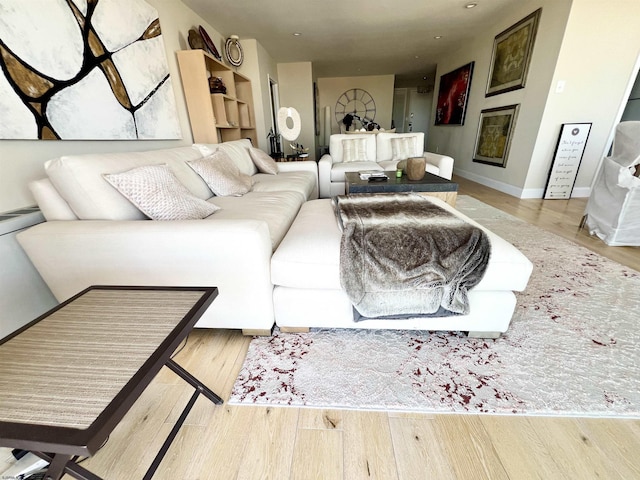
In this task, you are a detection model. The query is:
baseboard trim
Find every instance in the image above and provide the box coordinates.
[455,169,591,199]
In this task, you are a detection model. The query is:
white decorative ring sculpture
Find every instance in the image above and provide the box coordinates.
[277,107,301,141]
[225,35,244,67]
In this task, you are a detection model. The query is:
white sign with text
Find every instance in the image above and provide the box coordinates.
[544,123,592,199]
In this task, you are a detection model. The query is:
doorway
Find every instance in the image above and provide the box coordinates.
[392,87,432,150]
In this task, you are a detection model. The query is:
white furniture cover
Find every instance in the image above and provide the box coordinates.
[585,121,640,246]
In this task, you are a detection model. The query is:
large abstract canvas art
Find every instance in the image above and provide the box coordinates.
[0,0,181,140]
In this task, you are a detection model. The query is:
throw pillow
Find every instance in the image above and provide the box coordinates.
[391,137,417,161]
[342,138,368,162]
[249,147,279,175]
[104,164,219,220]
[188,150,252,196]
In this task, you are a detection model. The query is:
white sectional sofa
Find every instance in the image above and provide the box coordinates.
[318,132,454,198]
[17,139,318,335]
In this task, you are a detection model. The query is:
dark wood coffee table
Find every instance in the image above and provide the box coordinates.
[345,171,458,206]
[0,285,219,480]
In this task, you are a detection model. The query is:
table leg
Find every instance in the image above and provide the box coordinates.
[34,452,103,480]
[143,360,223,479]
[165,359,223,404]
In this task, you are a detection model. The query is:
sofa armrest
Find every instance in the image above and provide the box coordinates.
[17,219,275,330]
[318,154,334,198]
[424,152,454,180]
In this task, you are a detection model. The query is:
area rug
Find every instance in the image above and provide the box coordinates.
[229,196,640,416]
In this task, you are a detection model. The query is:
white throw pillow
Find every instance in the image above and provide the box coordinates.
[104,164,219,220]
[391,137,416,161]
[249,147,279,175]
[188,150,252,196]
[342,138,368,162]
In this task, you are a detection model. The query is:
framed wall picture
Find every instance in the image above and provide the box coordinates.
[543,123,592,199]
[486,8,541,97]
[435,61,475,125]
[0,0,181,140]
[473,104,520,167]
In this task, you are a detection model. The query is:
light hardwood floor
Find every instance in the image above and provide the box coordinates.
[76,177,640,480]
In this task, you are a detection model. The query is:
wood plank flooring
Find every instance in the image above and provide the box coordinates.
[74,178,639,479]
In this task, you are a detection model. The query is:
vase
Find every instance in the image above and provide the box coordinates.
[406,157,426,180]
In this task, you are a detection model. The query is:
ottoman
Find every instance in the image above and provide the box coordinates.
[271,198,533,338]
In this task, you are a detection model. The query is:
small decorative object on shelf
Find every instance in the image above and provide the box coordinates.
[188,29,205,50]
[208,76,226,94]
[199,25,222,60]
[290,142,309,157]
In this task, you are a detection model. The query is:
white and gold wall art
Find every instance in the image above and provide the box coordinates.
[0,0,181,140]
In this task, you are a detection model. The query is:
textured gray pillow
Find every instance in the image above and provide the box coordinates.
[249,147,279,175]
[104,164,219,220]
[188,150,252,196]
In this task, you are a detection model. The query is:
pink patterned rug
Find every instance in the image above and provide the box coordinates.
[229,196,640,416]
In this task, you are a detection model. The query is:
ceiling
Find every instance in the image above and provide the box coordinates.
[181,0,522,84]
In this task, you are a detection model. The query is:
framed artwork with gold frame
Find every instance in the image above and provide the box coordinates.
[473,104,519,167]
[486,8,541,97]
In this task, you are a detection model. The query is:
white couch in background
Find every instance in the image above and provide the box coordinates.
[318,132,454,198]
[17,140,318,334]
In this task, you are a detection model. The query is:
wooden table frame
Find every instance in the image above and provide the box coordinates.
[0,285,220,480]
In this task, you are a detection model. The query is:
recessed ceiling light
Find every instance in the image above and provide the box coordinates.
[415,55,420,59]
[465,2,478,8]
[434,35,442,39]
[292,32,302,36]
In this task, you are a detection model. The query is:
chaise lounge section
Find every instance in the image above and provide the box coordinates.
[271,197,533,338]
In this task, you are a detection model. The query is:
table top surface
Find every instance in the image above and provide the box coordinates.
[0,285,217,455]
[345,171,458,193]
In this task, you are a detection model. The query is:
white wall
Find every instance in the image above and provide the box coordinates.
[277,62,315,159]
[524,0,640,197]
[0,0,225,212]
[317,75,395,136]
[428,0,640,199]
[427,0,573,198]
[238,39,278,152]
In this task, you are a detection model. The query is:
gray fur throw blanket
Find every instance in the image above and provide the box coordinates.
[332,193,491,319]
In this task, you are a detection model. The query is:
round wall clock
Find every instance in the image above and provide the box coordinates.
[225,35,244,67]
[334,88,376,129]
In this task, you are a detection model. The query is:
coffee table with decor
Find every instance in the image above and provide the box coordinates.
[345,171,458,206]
[0,285,219,480]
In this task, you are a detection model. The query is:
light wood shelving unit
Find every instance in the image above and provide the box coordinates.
[176,49,256,144]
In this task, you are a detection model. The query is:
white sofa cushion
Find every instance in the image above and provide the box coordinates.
[376,132,424,162]
[341,137,368,162]
[328,134,376,163]
[249,147,279,174]
[391,136,417,160]
[104,164,219,220]
[45,147,209,220]
[188,150,252,197]
[252,171,317,199]
[208,190,305,249]
[194,139,258,176]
